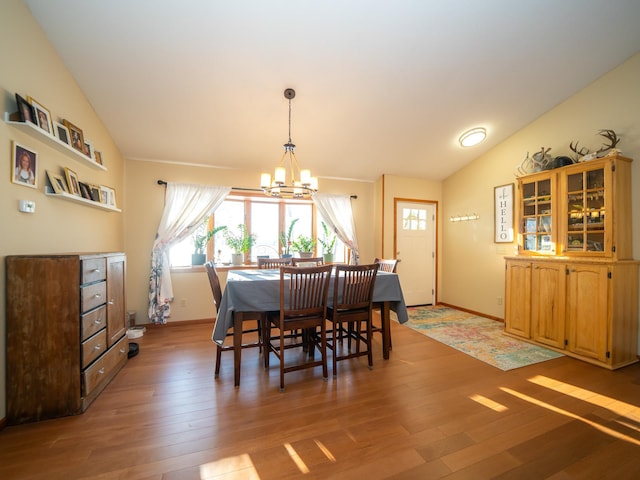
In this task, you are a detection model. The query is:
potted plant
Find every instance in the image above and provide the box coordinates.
[291,234,316,258]
[318,221,337,263]
[279,218,299,258]
[223,224,257,265]
[192,223,227,265]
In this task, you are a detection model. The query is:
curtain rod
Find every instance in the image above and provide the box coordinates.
[156,180,357,199]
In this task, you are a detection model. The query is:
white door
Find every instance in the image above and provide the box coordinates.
[395,201,436,306]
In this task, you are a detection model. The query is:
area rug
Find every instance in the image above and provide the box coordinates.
[404,306,564,371]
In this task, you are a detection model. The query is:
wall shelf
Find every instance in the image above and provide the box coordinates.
[45,189,121,212]
[4,113,107,171]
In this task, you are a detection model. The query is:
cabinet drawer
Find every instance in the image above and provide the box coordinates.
[81,258,107,285]
[81,282,106,313]
[82,330,107,368]
[81,305,106,341]
[82,336,128,397]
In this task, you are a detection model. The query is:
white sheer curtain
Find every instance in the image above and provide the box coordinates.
[313,193,359,264]
[148,183,231,324]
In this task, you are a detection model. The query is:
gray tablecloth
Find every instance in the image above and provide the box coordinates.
[212,269,408,344]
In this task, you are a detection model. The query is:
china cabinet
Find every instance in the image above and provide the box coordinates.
[505,155,638,369]
[6,253,128,424]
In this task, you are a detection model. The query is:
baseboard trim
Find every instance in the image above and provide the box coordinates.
[142,318,214,328]
[436,302,503,323]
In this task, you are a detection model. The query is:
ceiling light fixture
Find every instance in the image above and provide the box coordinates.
[459,127,487,147]
[260,88,318,198]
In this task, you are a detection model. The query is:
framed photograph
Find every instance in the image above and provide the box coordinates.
[89,184,102,202]
[94,150,103,165]
[64,167,80,196]
[494,183,514,243]
[46,170,69,194]
[100,185,117,207]
[54,121,70,145]
[11,141,37,188]
[15,94,36,124]
[27,96,54,136]
[79,181,93,201]
[62,119,85,153]
[83,138,94,159]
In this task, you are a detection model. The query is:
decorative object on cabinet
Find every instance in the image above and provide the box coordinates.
[505,154,638,370]
[494,183,514,243]
[6,253,128,424]
[569,129,621,162]
[15,93,35,124]
[27,96,54,135]
[46,170,68,193]
[11,140,37,188]
[64,166,80,195]
[516,147,553,175]
[62,118,85,153]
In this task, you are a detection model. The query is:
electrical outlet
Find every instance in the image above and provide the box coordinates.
[497,296,503,305]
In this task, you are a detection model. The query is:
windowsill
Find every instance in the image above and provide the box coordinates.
[170,263,260,274]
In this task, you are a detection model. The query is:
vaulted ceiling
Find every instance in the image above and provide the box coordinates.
[25,0,640,182]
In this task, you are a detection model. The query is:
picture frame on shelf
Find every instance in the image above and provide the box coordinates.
[54,121,70,145]
[46,170,69,194]
[79,181,92,201]
[94,150,103,165]
[64,167,80,196]
[83,138,94,160]
[494,183,514,243]
[11,141,37,189]
[15,94,36,124]
[100,185,116,207]
[27,96,54,136]
[62,119,85,153]
[89,184,102,202]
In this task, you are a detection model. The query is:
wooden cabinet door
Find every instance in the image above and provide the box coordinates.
[531,262,565,348]
[566,264,609,362]
[505,261,531,338]
[107,255,127,347]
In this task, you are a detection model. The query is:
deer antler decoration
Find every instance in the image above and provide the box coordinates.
[595,129,620,155]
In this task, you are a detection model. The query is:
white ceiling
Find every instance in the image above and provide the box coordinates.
[24,0,640,182]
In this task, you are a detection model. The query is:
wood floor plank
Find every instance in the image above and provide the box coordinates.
[1,320,640,479]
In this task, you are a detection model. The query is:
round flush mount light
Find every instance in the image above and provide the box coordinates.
[459,127,487,147]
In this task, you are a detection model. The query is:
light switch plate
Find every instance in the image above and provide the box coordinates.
[18,200,35,213]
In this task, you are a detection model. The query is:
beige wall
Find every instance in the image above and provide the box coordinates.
[0,1,126,419]
[124,159,376,324]
[441,53,640,322]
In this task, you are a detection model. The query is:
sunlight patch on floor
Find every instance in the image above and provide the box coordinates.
[469,394,508,412]
[199,453,259,479]
[285,442,310,474]
[527,375,640,418]
[501,387,640,446]
[315,440,337,462]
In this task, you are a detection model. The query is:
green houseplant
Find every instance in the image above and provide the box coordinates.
[291,234,316,258]
[192,223,227,265]
[223,224,257,265]
[279,218,299,257]
[318,221,337,263]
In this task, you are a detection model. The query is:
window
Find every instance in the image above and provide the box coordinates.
[169,193,346,267]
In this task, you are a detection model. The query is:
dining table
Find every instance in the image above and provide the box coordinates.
[212,268,408,386]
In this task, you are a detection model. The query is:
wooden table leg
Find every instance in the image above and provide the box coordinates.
[381,301,391,360]
[234,312,243,387]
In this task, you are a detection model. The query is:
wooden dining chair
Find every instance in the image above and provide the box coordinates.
[372,258,398,349]
[291,257,324,267]
[258,257,293,269]
[263,264,332,391]
[326,263,379,376]
[205,262,262,379]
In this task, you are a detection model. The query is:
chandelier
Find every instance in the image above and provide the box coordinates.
[260,88,318,198]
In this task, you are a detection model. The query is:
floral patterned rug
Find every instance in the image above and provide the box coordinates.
[404,306,564,371]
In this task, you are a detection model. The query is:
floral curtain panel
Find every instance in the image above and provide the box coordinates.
[149,183,231,324]
[313,193,359,264]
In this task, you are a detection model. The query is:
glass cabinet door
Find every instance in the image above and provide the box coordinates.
[565,166,605,253]
[521,176,554,253]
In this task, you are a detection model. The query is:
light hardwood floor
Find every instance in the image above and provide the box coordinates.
[1,318,640,479]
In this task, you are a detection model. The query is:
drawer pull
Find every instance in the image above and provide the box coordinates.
[98,368,105,375]
[120,348,126,354]
[92,268,101,273]
[94,319,103,325]
[93,344,102,351]
[93,293,101,299]
[108,300,114,305]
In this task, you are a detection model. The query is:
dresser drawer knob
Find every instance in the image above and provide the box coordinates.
[98,368,105,375]
[119,348,126,354]
[92,268,101,273]
[94,318,103,325]
[93,344,102,351]
[93,293,101,299]
[107,300,114,305]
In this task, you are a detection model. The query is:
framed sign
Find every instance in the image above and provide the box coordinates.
[494,183,514,243]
